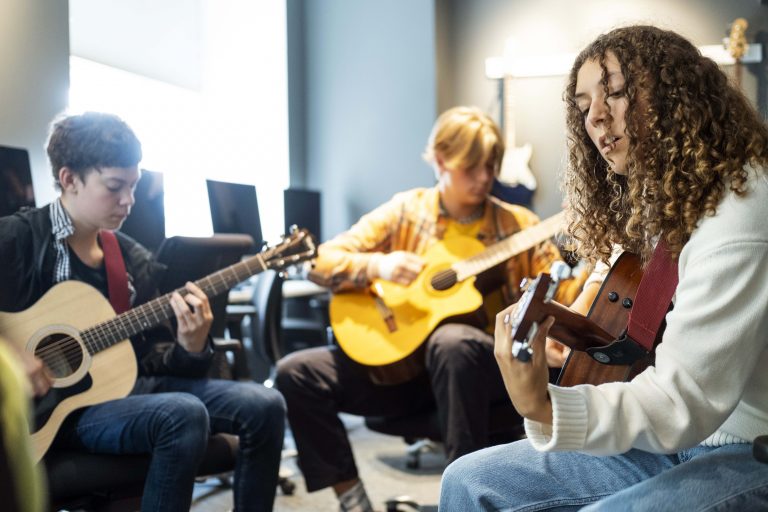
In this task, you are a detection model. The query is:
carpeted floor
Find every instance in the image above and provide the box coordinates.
[191,415,444,511]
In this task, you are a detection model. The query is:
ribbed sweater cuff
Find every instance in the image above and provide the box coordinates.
[525,384,589,451]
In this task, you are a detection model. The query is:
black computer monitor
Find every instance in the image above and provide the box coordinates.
[0,145,35,217]
[119,169,166,252]
[284,188,321,242]
[206,179,262,251]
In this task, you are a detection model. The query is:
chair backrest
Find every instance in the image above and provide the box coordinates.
[155,234,254,338]
[251,269,285,365]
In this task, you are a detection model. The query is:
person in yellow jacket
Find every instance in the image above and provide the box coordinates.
[277,106,585,512]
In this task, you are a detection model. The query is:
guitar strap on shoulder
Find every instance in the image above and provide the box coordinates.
[626,239,679,351]
[99,230,131,314]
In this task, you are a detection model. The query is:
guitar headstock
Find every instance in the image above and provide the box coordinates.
[260,228,318,272]
[727,18,748,62]
[508,272,554,361]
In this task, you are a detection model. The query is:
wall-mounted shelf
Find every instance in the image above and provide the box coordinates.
[486,43,763,79]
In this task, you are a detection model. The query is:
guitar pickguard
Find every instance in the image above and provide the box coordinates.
[33,373,93,433]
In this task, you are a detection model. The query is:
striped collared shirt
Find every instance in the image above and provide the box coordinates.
[49,198,75,283]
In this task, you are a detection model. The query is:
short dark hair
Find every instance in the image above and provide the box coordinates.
[47,112,142,189]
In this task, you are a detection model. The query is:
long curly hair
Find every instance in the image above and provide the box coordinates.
[563,25,768,264]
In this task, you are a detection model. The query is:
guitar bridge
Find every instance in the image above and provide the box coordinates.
[585,329,648,365]
[369,285,397,333]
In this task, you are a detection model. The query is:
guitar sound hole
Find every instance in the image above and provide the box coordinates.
[431,269,458,291]
[35,333,84,379]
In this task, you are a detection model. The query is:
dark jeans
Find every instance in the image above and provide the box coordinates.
[56,376,286,512]
[275,323,517,492]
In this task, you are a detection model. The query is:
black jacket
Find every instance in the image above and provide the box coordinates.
[0,205,212,378]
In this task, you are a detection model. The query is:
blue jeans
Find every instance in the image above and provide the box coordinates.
[440,439,768,511]
[56,376,286,512]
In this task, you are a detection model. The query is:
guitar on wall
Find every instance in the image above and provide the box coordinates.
[0,229,317,462]
[507,252,662,386]
[497,74,537,191]
[330,211,565,385]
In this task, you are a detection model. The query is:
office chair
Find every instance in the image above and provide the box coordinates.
[156,234,255,341]
[45,234,255,511]
[247,270,330,371]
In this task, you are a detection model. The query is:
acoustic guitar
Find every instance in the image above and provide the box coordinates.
[330,211,565,385]
[498,74,537,191]
[508,252,660,386]
[727,17,748,90]
[0,229,316,462]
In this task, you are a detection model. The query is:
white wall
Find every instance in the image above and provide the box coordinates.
[301,0,438,239]
[0,0,70,205]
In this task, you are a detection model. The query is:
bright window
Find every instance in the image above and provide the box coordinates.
[68,0,289,242]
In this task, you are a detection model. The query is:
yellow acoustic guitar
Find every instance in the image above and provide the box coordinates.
[330,211,565,385]
[0,229,316,462]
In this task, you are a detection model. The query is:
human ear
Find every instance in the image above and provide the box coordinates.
[58,167,81,193]
[434,155,448,178]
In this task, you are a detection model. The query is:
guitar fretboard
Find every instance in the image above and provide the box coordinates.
[79,252,268,355]
[453,211,565,281]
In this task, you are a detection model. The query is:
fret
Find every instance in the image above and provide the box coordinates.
[454,211,565,282]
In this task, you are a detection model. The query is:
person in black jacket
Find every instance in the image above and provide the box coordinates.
[0,112,285,512]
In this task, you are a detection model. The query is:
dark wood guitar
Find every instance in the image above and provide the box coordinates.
[509,252,662,386]
[0,229,316,462]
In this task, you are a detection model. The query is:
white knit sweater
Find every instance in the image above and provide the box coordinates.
[526,170,768,454]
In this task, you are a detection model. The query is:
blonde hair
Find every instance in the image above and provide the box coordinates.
[423,106,504,174]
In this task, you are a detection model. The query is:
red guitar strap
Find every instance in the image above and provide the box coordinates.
[99,230,131,314]
[625,239,679,351]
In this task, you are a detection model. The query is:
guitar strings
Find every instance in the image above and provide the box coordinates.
[30,236,314,374]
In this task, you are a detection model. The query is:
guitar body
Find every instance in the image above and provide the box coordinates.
[331,236,486,385]
[0,281,137,461]
[557,252,651,386]
[498,143,537,190]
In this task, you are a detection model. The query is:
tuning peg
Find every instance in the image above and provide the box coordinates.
[550,261,572,281]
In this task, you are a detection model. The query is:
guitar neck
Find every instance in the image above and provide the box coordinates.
[79,253,268,355]
[503,74,516,148]
[453,211,565,281]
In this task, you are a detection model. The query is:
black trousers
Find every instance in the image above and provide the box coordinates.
[275,323,519,492]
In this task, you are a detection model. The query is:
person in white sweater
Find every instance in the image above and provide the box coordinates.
[440,25,768,511]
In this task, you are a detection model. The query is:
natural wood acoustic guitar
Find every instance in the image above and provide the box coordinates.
[330,211,565,385]
[508,251,663,386]
[0,229,316,462]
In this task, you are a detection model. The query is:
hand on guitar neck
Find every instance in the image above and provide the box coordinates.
[494,307,554,424]
[169,281,214,353]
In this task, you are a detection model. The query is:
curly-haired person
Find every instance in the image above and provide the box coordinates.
[440,25,768,511]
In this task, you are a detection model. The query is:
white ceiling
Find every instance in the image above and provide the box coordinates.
[69,0,204,90]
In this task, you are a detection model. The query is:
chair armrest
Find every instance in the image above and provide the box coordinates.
[211,337,251,380]
[212,337,243,352]
[755,435,768,463]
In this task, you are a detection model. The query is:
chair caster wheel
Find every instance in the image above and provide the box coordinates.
[385,495,420,511]
[405,454,420,469]
[278,476,296,495]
